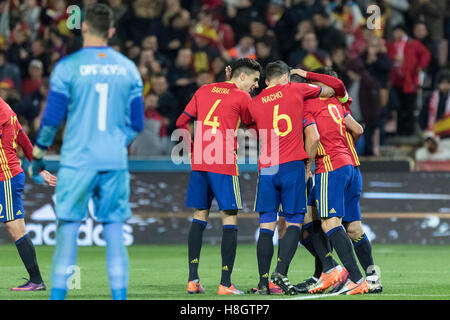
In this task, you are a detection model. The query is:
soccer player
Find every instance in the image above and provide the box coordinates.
[0,98,55,291]
[248,61,334,295]
[30,4,145,300]
[176,58,261,295]
[336,85,383,294]
[297,67,369,295]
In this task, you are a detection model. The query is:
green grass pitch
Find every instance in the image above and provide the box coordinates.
[1,244,449,300]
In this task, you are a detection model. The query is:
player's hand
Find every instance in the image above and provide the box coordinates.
[39,170,57,187]
[225,65,232,81]
[28,158,46,184]
[290,68,307,78]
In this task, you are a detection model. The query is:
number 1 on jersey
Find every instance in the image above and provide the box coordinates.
[204,99,221,134]
[95,83,108,131]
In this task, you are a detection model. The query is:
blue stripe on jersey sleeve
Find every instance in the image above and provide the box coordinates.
[130,96,145,132]
[41,90,69,127]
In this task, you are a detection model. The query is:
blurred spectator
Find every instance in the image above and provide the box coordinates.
[408,0,446,44]
[29,38,51,76]
[141,35,171,72]
[347,58,382,156]
[6,21,30,77]
[381,0,409,38]
[167,47,196,107]
[288,31,331,70]
[211,54,227,82]
[360,37,391,90]
[425,71,450,134]
[330,0,364,44]
[0,50,21,98]
[160,10,190,61]
[195,70,213,89]
[0,78,20,108]
[224,34,256,61]
[20,0,41,41]
[117,0,165,47]
[152,74,180,135]
[256,36,280,67]
[21,59,43,97]
[387,25,430,136]
[413,21,440,90]
[313,10,348,54]
[330,47,351,87]
[415,131,450,161]
[191,24,220,74]
[130,92,168,156]
[16,77,49,143]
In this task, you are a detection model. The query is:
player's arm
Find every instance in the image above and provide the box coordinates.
[176,91,199,154]
[344,113,364,142]
[303,111,319,178]
[291,68,339,99]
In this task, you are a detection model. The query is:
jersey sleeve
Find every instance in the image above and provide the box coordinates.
[303,102,316,128]
[240,93,254,126]
[183,90,198,119]
[306,72,347,98]
[129,65,145,132]
[291,82,321,99]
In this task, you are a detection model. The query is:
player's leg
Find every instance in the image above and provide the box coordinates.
[93,170,132,300]
[50,167,95,300]
[271,161,306,295]
[2,172,45,291]
[343,167,382,293]
[252,213,277,294]
[310,167,366,294]
[218,210,242,294]
[185,171,213,293]
[211,173,243,295]
[252,168,283,294]
[50,219,81,300]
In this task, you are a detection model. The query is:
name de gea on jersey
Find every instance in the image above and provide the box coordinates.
[79,64,127,76]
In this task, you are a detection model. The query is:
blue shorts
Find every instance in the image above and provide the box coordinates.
[55,167,131,223]
[259,211,304,224]
[186,171,242,211]
[0,172,25,222]
[254,160,307,214]
[307,176,316,207]
[343,166,362,223]
[314,165,354,219]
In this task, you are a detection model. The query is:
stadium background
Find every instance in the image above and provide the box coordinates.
[0,0,449,248]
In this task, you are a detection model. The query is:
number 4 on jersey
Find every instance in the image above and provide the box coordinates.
[204,99,221,134]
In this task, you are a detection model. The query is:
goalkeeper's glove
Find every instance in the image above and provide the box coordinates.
[28,145,46,184]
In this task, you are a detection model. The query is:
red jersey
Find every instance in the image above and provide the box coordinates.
[248,82,321,170]
[341,97,360,167]
[0,98,34,181]
[181,82,252,176]
[303,96,354,174]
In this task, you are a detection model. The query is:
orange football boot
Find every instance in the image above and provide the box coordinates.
[187,280,205,294]
[218,283,244,295]
[308,267,342,293]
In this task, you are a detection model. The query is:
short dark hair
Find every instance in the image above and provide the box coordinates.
[312,66,339,79]
[230,58,262,78]
[84,3,114,39]
[265,60,290,82]
[290,74,306,83]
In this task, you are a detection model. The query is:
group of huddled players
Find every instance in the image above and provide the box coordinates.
[177,58,383,296]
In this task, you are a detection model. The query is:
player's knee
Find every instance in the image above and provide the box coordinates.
[5,219,27,242]
[193,209,209,222]
[345,221,364,240]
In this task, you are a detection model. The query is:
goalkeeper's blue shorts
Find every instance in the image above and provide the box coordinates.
[55,167,131,223]
[0,172,25,222]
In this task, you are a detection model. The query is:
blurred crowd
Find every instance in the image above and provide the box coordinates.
[1,0,450,160]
